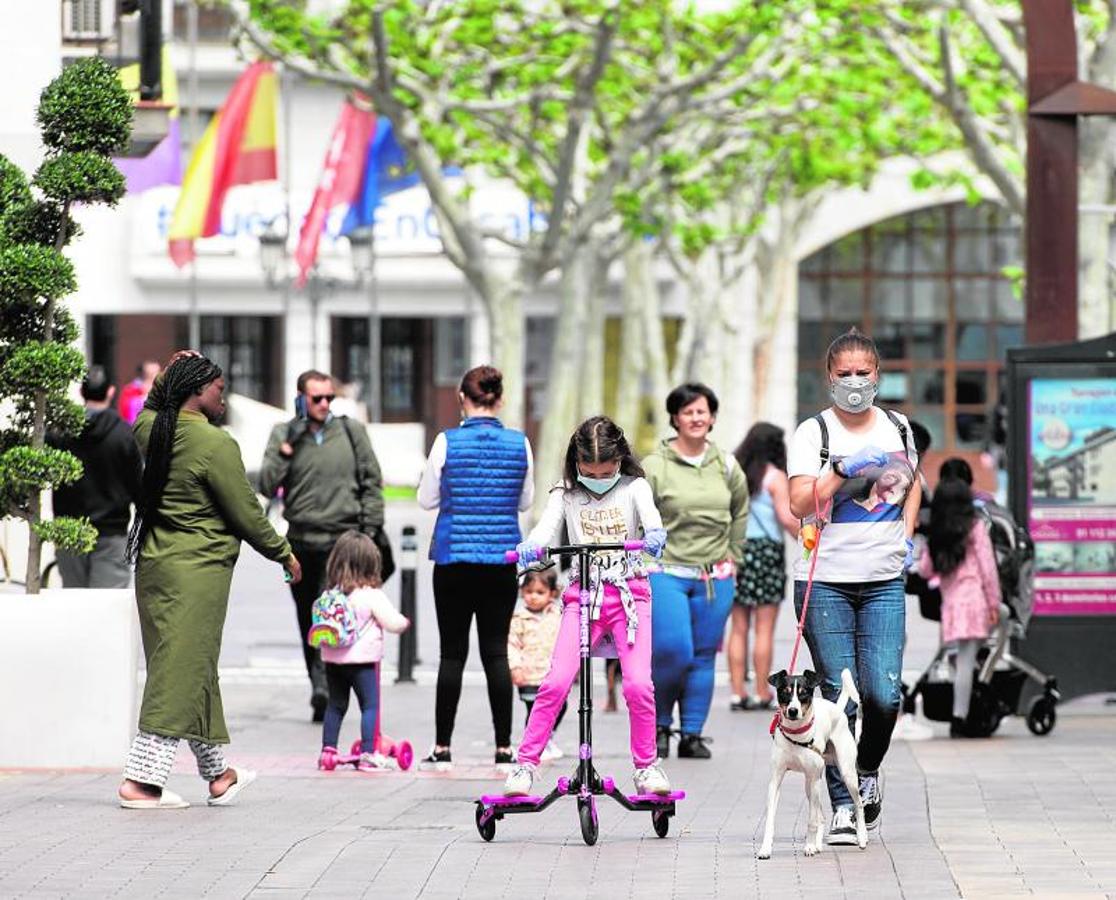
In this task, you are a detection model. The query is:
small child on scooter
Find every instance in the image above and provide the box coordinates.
[508,567,567,761]
[317,531,410,772]
[503,416,671,798]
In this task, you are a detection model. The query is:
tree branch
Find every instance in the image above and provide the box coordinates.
[958,0,1026,89]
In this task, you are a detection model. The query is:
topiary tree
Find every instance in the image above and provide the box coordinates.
[0,57,131,593]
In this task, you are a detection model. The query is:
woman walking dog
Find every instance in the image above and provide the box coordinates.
[787,329,920,845]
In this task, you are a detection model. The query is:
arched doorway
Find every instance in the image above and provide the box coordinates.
[797,201,1024,487]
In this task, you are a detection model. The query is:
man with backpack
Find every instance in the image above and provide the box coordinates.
[260,370,387,722]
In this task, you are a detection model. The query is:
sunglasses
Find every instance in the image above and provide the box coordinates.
[310,394,335,404]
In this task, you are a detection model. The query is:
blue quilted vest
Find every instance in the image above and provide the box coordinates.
[431,417,528,565]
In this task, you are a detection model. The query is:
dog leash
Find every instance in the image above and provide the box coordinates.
[770,482,829,737]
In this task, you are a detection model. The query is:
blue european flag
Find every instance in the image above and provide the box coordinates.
[341,118,422,234]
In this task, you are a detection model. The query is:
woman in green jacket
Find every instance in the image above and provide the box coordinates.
[644,384,749,760]
[117,353,301,809]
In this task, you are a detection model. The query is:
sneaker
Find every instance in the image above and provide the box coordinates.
[859,772,882,830]
[633,761,671,796]
[503,763,536,797]
[540,739,564,762]
[656,725,672,760]
[494,749,515,772]
[729,695,749,711]
[417,747,453,772]
[827,805,858,845]
[357,751,396,772]
[677,733,712,759]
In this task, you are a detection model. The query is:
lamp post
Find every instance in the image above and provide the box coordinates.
[258,228,380,419]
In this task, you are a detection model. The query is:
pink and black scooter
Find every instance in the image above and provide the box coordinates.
[318,666,414,771]
[474,541,684,846]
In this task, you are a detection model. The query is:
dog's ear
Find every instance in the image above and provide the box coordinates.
[802,670,821,690]
[768,670,787,688]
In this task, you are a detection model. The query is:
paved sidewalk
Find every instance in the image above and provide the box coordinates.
[2,674,1114,899]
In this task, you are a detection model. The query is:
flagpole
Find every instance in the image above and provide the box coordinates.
[367,228,382,423]
[187,0,200,350]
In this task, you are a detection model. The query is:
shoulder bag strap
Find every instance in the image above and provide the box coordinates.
[339,416,368,532]
[813,413,830,469]
[881,408,912,464]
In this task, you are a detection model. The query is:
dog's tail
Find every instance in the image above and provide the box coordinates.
[835,668,863,743]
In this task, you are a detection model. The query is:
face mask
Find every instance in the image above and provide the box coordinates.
[830,375,878,413]
[578,471,621,495]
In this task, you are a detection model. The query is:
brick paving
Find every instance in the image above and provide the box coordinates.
[2,674,1114,899]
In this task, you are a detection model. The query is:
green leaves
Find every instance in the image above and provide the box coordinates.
[0,342,86,397]
[36,57,132,156]
[0,245,76,304]
[34,153,126,207]
[33,516,97,555]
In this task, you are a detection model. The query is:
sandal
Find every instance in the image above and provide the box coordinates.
[744,695,776,711]
[119,788,190,810]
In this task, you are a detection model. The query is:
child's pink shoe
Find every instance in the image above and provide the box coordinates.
[318,746,339,771]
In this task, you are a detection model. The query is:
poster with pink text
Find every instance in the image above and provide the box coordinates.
[1028,378,1116,615]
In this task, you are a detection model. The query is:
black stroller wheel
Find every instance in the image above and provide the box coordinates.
[1027,696,1057,736]
[475,803,496,842]
[965,684,1003,738]
[652,809,670,838]
[578,799,599,846]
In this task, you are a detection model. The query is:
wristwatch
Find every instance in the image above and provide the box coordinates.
[832,459,848,479]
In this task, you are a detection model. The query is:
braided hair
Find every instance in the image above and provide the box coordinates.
[126,355,223,564]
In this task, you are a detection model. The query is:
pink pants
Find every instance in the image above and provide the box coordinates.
[517,579,657,768]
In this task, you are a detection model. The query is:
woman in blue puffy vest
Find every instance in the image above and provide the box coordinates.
[416,365,534,770]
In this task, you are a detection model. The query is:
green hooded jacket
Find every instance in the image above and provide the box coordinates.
[642,439,750,567]
[134,408,292,743]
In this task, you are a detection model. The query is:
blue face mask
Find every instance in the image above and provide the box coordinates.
[577,471,621,495]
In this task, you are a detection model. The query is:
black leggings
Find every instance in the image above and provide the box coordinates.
[433,563,518,747]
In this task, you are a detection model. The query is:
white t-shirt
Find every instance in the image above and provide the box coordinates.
[787,407,918,583]
[528,475,663,548]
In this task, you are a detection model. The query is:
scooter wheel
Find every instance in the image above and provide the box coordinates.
[1027,696,1056,736]
[578,798,598,846]
[475,803,496,842]
[652,809,670,838]
[319,752,337,772]
[395,741,414,771]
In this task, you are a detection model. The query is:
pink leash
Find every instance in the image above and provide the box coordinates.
[771,482,829,736]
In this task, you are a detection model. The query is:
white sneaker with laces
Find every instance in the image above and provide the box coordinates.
[503,763,536,797]
[827,805,858,845]
[633,761,671,796]
[540,739,564,761]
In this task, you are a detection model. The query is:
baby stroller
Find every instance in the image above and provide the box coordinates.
[903,500,1061,737]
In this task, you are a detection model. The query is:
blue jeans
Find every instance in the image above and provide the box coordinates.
[650,572,734,734]
[794,578,905,809]
[323,662,380,753]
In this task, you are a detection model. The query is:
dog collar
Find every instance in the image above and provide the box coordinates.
[778,717,814,735]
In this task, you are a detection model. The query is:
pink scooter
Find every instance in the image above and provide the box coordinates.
[475,541,685,846]
[317,667,414,771]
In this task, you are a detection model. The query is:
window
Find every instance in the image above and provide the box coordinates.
[797,201,1023,453]
[433,317,468,386]
[200,316,282,406]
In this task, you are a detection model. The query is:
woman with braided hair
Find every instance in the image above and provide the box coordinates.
[118,351,302,809]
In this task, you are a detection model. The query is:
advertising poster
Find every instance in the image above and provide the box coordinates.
[1028,378,1116,615]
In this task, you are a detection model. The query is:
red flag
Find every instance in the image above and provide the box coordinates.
[294,100,377,286]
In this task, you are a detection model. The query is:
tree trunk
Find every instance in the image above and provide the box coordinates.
[615,242,648,438]
[636,244,672,437]
[752,209,800,424]
[533,247,592,512]
[1078,118,1115,338]
[483,271,528,429]
[577,245,610,420]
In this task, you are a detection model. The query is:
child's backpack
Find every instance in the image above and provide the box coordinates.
[308,588,365,649]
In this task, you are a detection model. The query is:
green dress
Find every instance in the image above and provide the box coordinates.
[134,409,292,743]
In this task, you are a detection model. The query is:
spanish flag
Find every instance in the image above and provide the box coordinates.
[168,61,278,266]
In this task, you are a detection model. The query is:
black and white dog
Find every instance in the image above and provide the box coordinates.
[757,668,866,859]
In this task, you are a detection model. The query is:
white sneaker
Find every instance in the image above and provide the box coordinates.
[633,761,671,796]
[503,763,536,797]
[357,751,397,772]
[540,739,564,761]
[827,805,858,845]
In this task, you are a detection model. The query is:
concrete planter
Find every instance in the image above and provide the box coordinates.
[0,588,139,768]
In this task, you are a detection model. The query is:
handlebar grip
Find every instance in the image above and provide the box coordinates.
[624,540,645,552]
[504,550,520,563]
